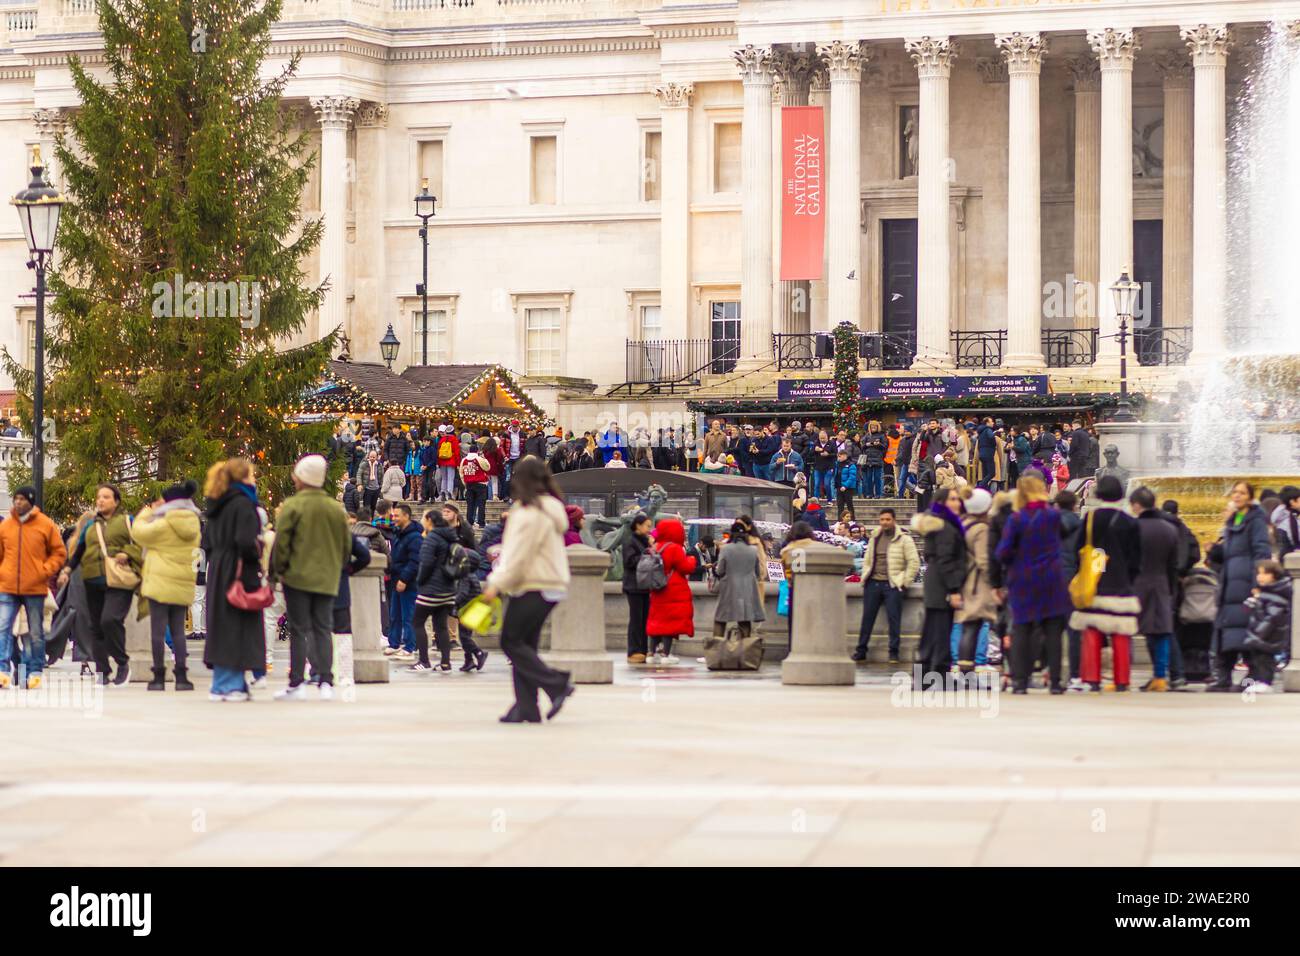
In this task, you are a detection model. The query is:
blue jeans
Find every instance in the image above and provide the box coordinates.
[211,666,248,694]
[861,465,884,498]
[1147,633,1171,679]
[857,579,904,658]
[950,619,989,665]
[388,587,416,652]
[812,470,835,501]
[0,593,47,678]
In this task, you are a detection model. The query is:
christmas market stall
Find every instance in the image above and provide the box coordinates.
[301,360,551,433]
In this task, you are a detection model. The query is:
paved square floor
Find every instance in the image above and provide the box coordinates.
[2,648,1298,866]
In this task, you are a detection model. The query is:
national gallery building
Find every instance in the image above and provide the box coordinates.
[1,0,1295,424]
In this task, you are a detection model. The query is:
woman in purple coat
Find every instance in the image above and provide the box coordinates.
[995,473,1074,694]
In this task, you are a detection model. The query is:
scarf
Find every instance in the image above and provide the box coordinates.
[929,501,965,537]
[234,481,259,508]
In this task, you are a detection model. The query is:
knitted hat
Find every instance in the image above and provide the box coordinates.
[964,488,993,515]
[12,485,35,504]
[293,454,328,489]
[162,479,198,502]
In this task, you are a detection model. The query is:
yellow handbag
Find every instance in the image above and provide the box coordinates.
[458,596,503,635]
[1068,510,1108,609]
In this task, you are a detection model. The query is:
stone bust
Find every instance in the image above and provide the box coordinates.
[1094,443,1131,489]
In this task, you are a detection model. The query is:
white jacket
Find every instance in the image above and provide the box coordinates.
[487,496,571,596]
[381,465,406,502]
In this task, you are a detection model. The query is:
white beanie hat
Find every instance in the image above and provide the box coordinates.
[964,488,993,515]
[293,454,328,489]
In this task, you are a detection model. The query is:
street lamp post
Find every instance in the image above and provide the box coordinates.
[10,146,65,509]
[1110,270,1140,423]
[414,178,437,366]
[379,324,401,371]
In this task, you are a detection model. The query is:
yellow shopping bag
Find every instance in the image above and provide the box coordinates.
[458,596,503,635]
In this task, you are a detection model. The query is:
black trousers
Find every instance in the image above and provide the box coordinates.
[412,602,481,667]
[1011,616,1065,690]
[625,591,650,656]
[149,601,188,670]
[285,585,334,687]
[857,579,903,657]
[465,483,488,527]
[918,607,954,676]
[362,488,380,513]
[500,592,568,721]
[84,579,133,672]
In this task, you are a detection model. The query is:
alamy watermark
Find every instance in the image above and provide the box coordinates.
[151,274,261,328]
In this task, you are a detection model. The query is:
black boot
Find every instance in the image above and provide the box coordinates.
[174,665,194,691]
[147,666,165,691]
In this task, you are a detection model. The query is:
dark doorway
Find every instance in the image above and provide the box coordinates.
[1132,219,1164,365]
[881,218,918,367]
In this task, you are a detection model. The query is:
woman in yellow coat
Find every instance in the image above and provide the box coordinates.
[132,480,202,691]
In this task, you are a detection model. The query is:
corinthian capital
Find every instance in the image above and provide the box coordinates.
[32,108,67,139]
[905,37,958,79]
[734,45,774,85]
[1153,49,1193,87]
[1087,28,1141,68]
[356,103,389,128]
[1181,24,1232,65]
[654,83,694,109]
[311,95,360,129]
[1064,55,1101,92]
[995,32,1047,74]
[817,40,866,81]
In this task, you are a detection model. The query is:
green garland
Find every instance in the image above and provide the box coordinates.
[832,321,860,430]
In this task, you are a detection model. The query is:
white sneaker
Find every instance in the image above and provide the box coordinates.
[249,675,268,689]
[649,653,662,665]
[208,691,250,702]
[975,664,998,674]
[318,683,335,701]
[662,654,680,665]
[1251,682,1273,694]
[274,683,313,701]
[1066,677,1087,694]
[382,647,399,656]
[393,650,415,661]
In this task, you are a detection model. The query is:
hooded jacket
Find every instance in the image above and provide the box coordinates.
[486,495,571,596]
[646,518,697,637]
[131,500,201,606]
[912,507,967,611]
[0,506,66,596]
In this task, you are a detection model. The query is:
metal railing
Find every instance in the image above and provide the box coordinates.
[859,331,917,370]
[617,337,740,393]
[950,330,1005,369]
[1134,326,1192,366]
[772,333,823,371]
[1042,328,1098,367]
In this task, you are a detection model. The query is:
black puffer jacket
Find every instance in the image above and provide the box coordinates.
[416,526,459,600]
[913,509,967,611]
[1209,504,1272,652]
[622,531,651,594]
[860,431,887,468]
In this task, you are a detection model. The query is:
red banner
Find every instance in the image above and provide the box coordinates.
[780,106,824,281]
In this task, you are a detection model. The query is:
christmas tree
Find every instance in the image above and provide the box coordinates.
[5,0,334,517]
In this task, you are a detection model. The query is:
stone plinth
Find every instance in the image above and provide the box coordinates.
[352,552,390,683]
[781,541,856,685]
[1284,553,1300,693]
[125,596,164,682]
[544,544,614,684]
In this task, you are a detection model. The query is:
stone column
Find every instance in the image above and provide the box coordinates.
[32,108,66,188]
[774,49,816,336]
[1182,24,1231,364]
[124,597,160,683]
[735,46,775,368]
[352,551,390,683]
[311,95,359,344]
[655,83,693,340]
[544,545,613,683]
[905,37,957,368]
[353,103,388,361]
[1155,51,1194,332]
[1088,28,1140,367]
[819,40,865,337]
[1066,56,1101,331]
[808,66,831,332]
[998,33,1047,369]
[1283,553,1300,692]
[781,542,855,685]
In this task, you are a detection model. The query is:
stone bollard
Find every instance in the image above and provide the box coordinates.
[544,544,614,683]
[781,540,855,686]
[1284,553,1300,692]
[352,551,390,683]
[124,596,161,683]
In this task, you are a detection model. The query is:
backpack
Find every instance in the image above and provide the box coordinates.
[1179,568,1219,624]
[635,547,668,591]
[445,542,473,580]
[1069,510,1108,609]
[438,439,454,462]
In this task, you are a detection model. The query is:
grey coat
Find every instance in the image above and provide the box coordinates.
[713,541,767,624]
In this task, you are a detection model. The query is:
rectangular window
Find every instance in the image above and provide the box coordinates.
[525,307,562,375]
[642,130,662,201]
[714,122,741,194]
[411,308,448,366]
[530,136,557,205]
[710,300,740,373]
[25,320,36,372]
[419,140,444,204]
[640,304,662,340]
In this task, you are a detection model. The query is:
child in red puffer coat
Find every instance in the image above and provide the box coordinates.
[645,518,697,665]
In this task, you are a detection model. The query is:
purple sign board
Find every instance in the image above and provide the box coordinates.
[777,375,1049,402]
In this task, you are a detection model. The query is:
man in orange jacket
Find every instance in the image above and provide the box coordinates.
[0,486,67,689]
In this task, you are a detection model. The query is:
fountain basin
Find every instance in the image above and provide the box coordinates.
[1130,475,1300,548]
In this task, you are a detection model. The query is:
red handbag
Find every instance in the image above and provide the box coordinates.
[226,559,275,611]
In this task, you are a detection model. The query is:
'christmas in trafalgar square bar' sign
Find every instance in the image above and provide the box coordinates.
[777,375,1049,402]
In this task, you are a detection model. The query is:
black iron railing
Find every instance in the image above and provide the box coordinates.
[1042,328,1098,367]
[950,330,1005,369]
[859,331,917,370]
[623,337,740,385]
[1134,326,1191,366]
[772,333,824,371]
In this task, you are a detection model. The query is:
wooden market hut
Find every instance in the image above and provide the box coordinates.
[304,360,552,432]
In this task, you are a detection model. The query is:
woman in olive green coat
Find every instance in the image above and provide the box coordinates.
[60,484,142,686]
[132,480,202,691]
